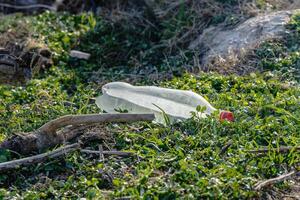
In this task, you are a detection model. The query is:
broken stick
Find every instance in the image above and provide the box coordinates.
[247,146,300,154]
[0,143,80,171]
[81,149,134,157]
[0,3,56,11]
[0,113,155,155]
[0,145,137,172]
[254,171,297,190]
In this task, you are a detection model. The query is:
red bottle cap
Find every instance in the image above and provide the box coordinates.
[220,111,234,122]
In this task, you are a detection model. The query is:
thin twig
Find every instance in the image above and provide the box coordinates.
[0,143,80,171]
[254,171,296,190]
[99,145,104,161]
[219,141,233,155]
[81,149,134,157]
[0,144,136,172]
[0,3,55,11]
[247,146,300,154]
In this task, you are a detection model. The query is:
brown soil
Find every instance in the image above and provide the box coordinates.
[0,16,52,85]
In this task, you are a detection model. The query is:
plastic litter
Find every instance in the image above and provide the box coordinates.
[96,82,234,124]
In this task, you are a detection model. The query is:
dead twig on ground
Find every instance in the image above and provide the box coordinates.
[0,144,136,172]
[0,143,80,172]
[247,146,300,154]
[81,149,134,157]
[254,171,297,190]
[0,3,55,11]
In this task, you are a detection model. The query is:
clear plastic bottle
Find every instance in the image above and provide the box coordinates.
[96,82,234,124]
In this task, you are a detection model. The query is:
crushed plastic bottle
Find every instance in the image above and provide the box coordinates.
[96,82,234,124]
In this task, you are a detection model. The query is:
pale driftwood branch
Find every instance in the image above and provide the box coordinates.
[0,143,80,172]
[81,149,134,157]
[1,113,155,154]
[247,146,300,154]
[254,171,296,190]
[39,113,155,134]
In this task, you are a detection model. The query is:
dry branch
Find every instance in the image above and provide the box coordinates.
[247,146,300,154]
[39,113,154,134]
[0,3,55,11]
[0,143,79,172]
[254,171,296,190]
[0,146,135,172]
[81,149,134,157]
[0,113,155,155]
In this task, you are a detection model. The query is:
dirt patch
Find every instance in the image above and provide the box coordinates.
[0,17,52,85]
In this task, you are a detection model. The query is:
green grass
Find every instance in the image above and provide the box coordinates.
[0,11,299,199]
[255,14,300,82]
[0,12,98,136]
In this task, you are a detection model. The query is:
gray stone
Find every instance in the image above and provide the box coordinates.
[189,10,300,67]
